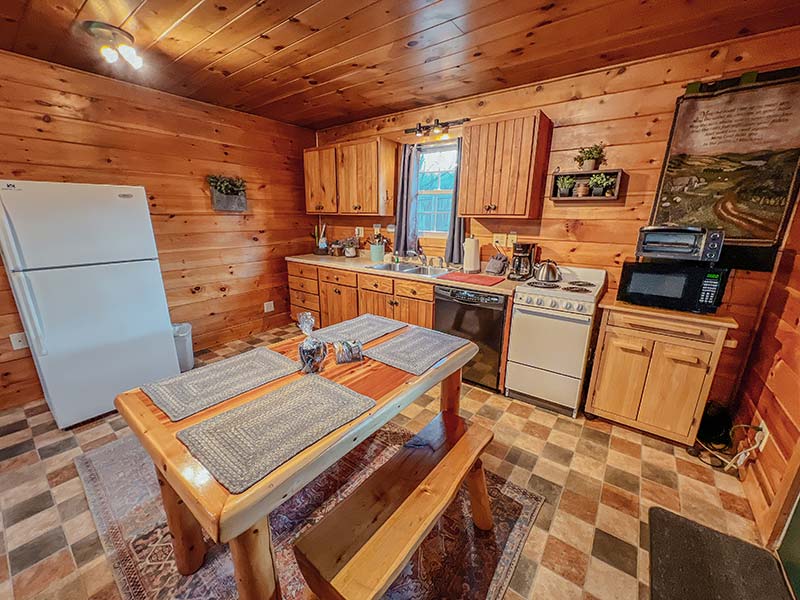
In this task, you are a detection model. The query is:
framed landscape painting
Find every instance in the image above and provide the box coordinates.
[652,77,800,245]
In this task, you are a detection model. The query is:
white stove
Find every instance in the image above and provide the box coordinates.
[505,266,607,417]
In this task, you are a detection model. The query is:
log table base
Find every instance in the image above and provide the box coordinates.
[156,471,207,575]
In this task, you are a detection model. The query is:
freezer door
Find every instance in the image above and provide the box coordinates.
[0,180,157,271]
[11,260,179,428]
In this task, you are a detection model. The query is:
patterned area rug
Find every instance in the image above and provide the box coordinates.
[76,426,543,599]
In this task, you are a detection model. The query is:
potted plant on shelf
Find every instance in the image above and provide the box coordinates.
[555,175,576,197]
[574,143,606,171]
[207,174,247,212]
[588,173,616,196]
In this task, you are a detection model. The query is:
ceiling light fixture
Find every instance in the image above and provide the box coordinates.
[81,21,144,70]
[405,117,470,139]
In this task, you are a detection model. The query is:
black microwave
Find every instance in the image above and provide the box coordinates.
[617,261,729,314]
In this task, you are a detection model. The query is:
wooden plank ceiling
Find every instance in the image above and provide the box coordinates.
[2,0,799,129]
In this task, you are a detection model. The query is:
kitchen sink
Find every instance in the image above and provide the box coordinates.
[367,263,455,277]
[368,263,419,272]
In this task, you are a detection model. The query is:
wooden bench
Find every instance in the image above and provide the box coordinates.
[294,412,494,600]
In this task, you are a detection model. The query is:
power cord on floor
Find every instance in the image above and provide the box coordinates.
[689,424,764,471]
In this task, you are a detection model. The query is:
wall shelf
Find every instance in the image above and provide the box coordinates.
[548,168,625,201]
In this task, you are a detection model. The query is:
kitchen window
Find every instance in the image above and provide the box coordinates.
[416,143,459,234]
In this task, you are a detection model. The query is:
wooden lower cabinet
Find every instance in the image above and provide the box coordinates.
[319,281,359,326]
[358,289,394,318]
[586,302,737,445]
[395,296,433,328]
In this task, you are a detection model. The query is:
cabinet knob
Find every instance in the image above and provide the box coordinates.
[484,204,491,211]
[411,289,417,295]
[334,288,341,295]
[373,282,378,288]
[491,204,497,210]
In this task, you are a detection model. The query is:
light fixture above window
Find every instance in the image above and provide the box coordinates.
[81,21,144,70]
[405,117,470,139]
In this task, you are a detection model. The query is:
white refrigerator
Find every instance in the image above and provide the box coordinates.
[0,180,180,428]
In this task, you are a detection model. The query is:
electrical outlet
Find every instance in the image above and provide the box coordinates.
[9,332,28,350]
[507,231,518,245]
[355,226,364,237]
[492,233,507,246]
[756,422,770,452]
[263,301,274,313]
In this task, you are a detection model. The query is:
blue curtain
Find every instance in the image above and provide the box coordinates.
[445,138,465,264]
[394,144,420,256]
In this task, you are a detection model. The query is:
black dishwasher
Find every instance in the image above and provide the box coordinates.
[434,286,506,391]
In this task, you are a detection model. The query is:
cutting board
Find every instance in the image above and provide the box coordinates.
[437,272,506,286]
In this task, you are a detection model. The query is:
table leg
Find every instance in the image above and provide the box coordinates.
[440,368,462,414]
[466,459,494,531]
[229,517,281,600]
[156,470,207,575]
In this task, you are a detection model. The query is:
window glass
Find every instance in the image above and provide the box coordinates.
[416,144,459,234]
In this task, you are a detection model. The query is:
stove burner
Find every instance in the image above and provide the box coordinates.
[568,280,596,287]
[561,286,592,294]
[527,281,560,289]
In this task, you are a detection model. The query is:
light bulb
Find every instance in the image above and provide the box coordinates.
[99,45,119,64]
[414,124,424,137]
[118,44,143,69]
[432,119,443,134]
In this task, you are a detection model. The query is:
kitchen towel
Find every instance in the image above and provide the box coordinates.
[312,313,406,344]
[142,347,299,421]
[364,326,471,375]
[177,375,376,494]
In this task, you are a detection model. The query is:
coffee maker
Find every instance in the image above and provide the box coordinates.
[508,243,535,281]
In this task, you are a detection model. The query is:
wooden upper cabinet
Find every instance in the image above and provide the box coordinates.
[303,137,398,216]
[458,110,552,218]
[304,147,337,214]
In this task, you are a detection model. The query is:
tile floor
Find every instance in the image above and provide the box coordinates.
[0,323,761,600]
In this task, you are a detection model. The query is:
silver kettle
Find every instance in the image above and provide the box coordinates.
[533,259,561,282]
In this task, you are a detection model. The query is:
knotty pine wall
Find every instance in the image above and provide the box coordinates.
[0,51,315,410]
[736,209,800,545]
[318,25,800,409]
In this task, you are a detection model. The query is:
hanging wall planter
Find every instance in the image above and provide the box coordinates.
[207,174,247,212]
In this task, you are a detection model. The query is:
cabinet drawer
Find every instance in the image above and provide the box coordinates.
[394,279,433,301]
[290,289,320,311]
[358,273,393,294]
[607,312,717,344]
[287,262,318,280]
[288,275,319,294]
[290,305,320,328]
[318,267,357,287]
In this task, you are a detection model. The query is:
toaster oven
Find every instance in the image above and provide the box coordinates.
[636,226,724,261]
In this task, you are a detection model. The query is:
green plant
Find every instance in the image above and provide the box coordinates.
[207,174,246,195]
[556,175,576,190]
[588,173,615,189]
[574,143,606,168]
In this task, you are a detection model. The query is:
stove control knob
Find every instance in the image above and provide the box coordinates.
[564,301,573,310]
[550,299,558,308]
[525,296,533,304]
[577,304,586,312]
[536,297,544,306]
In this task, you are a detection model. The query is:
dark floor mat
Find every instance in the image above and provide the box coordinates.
[649,507,791,600]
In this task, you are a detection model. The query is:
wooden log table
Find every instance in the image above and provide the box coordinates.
[115,326,480,600]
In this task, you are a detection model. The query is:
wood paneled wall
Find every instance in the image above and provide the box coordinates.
[318,25,800,408]
[0,51,315,410]
[737,207,800,546]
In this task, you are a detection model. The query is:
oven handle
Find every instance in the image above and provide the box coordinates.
[513,306,592,325]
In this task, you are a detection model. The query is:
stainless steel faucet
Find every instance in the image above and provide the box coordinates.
[431,256,445,268]
[406,250,428,266]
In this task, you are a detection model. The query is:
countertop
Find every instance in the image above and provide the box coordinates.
[598,292,739,329]
[286,254,520,296]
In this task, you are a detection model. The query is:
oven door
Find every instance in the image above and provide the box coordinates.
[507,306,592,378]
[617,261,705,311]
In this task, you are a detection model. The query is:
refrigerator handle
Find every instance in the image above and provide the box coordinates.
[0,201,24,271]
[16,273,48,356]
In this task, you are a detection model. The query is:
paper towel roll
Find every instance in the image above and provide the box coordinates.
[463,237,481,274]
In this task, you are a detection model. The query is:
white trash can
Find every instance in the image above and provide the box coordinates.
[172,323,194,372]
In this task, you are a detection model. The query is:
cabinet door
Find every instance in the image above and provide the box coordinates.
[337,140,377,214]
[590,330,654,420]
[458,111,549,218]
[395,296,433,328]
[637,342,711,438]
[319,281,359,327]
[304,147,337,213]
[358,289,395,319]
